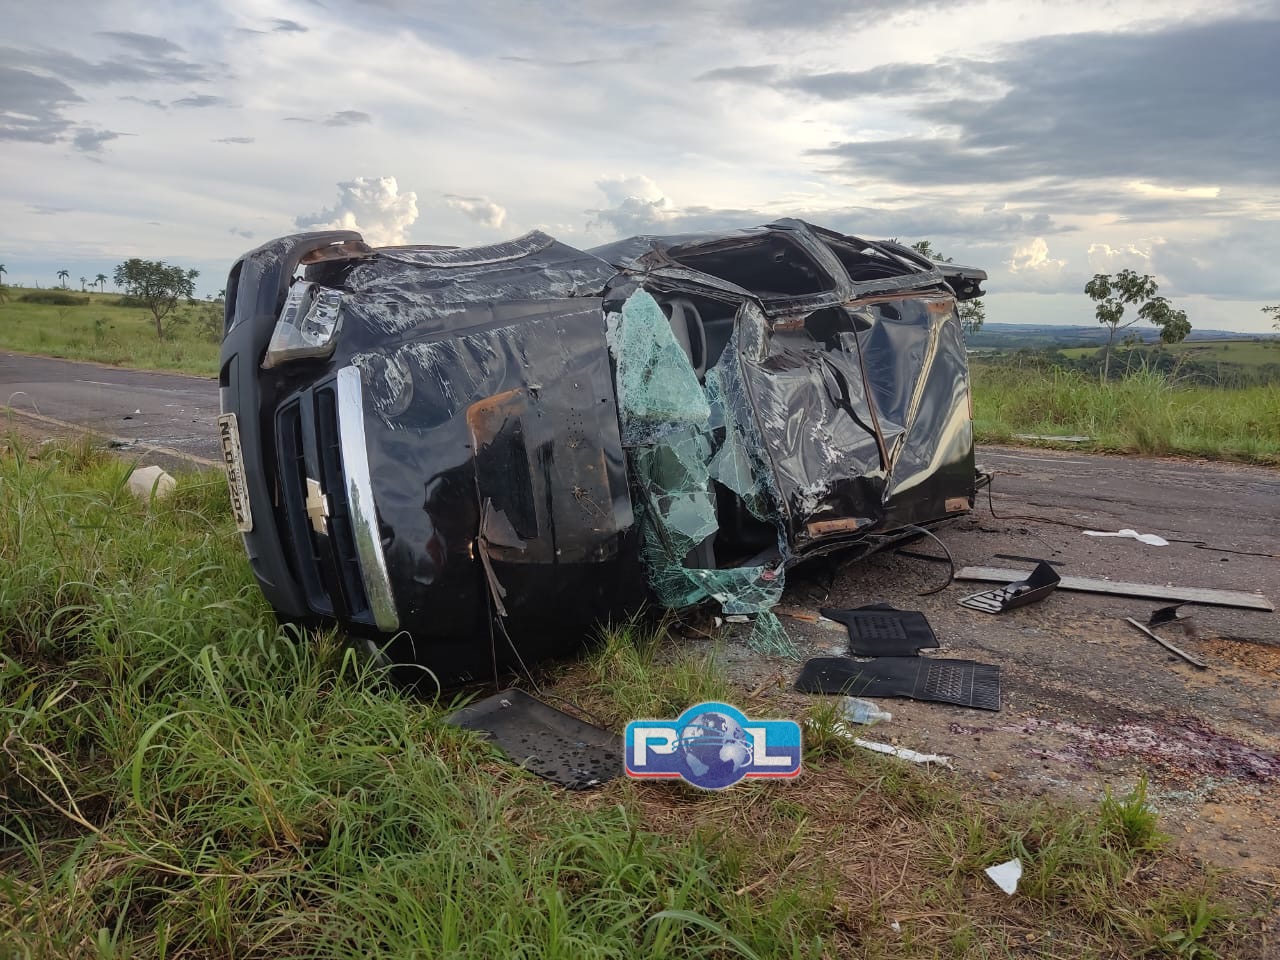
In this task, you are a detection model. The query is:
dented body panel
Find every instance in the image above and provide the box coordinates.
[219,220,984,680]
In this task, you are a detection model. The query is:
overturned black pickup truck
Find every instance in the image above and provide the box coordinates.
[218,220,985,681]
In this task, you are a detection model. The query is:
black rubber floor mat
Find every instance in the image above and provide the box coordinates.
[795,656,1002,711]
[818,604,940,656]
[445,688,621,789]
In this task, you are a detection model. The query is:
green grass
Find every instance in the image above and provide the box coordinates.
[581,614,734,724]
[0,288,220,377]
[971,364,1280,463]
[0,437,834,959]
[1060,341,1280,368]
[0,439,1264,958]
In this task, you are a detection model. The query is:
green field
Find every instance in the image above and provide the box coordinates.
[0,288,220,377]
[1059,339,1280,367]
[0,437,1258,958]
[971,364,1280,463]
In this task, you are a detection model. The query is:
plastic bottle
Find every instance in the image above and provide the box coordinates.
[841,696,892,725]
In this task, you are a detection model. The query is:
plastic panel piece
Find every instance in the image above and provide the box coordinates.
[446,688,621,789]
[958,561,1060,614]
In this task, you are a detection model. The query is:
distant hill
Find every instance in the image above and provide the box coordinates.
[967,323,1279,350]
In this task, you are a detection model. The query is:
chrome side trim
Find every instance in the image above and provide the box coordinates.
[335,365,399,632]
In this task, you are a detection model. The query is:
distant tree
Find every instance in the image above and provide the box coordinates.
[1264,305,1280,331]
[1084,270,1190,379]
[0,264,7,284]
[57,269,69,289]
[909,240,985,337]
[910,239,940,261]
[95,272,107,292]
[79,276,87,291]
[1140,296,1191,345]
[957,298,985,338]
[113,258,199,340]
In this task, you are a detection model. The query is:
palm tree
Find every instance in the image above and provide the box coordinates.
[0,264,7,284]
[57,269,69,289]
[95,273,107,292]
[80,276,88,291]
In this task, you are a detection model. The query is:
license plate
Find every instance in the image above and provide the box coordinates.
[217,413,254,532]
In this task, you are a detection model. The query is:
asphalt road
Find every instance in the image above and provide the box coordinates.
[1,352,222,464]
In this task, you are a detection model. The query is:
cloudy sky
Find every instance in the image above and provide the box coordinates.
[3,0,1277,331]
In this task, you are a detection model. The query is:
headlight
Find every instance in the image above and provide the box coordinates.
[261,281,344,369]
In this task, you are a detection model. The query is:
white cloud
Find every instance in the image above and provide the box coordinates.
[993,237,1079,293]
[295,177,418,246]
[1007,237,1065,274]
[587,175,677,234]
[443,194,507,228]
[595,174,665,206]
[1127,181,1220,200]
[1087,241,1154,272]
[2,0,1278,331]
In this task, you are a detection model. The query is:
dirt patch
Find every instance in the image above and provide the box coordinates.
[1201,635,1280,678]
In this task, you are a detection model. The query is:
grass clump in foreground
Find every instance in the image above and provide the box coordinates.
[0,438,1262,958]
[971,364,1280,463]
[0,289,220,377]
[0,438,828,958]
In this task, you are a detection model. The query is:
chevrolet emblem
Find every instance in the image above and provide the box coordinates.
[304,477,330,536]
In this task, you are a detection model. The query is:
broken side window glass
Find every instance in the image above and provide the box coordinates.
[610,290,797,657]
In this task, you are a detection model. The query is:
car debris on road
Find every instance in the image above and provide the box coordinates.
[817,603,941,656]
[956,565,1273,611]
[957,559,1061,614]
[845,735,954,768]
[1083,527,1169,546]
[1125,616,1209,669]
[796,654,1003,711]
[444,688,622,789]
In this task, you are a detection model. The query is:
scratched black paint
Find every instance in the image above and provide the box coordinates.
[221,220,985,680]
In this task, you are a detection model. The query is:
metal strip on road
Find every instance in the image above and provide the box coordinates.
[956,566,1275,612]
[980,452,1094,466]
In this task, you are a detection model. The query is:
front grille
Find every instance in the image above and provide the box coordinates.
[274,384,370,622]
[276,401,332,616]
[314,386,370,619]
